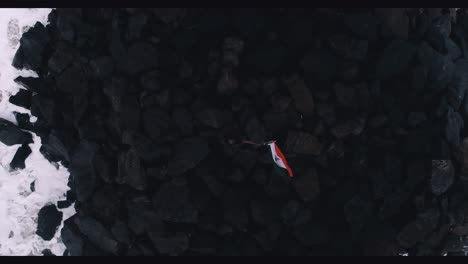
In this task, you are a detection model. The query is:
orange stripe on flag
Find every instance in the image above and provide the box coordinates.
[273,143,293,177]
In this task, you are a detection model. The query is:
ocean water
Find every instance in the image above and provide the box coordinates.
[0,8,74,256]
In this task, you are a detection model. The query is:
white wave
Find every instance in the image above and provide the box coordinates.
[0,8,74,256]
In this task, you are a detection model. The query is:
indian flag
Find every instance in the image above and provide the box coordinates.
[267,141,293,177]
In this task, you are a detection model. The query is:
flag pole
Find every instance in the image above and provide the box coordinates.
[240,139,275,146]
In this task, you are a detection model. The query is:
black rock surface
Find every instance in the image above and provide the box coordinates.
[36,204,63,241]
[11,7,468,256]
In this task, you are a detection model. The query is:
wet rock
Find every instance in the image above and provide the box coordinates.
[0,118,33,146]
[61,223,84,256]
[91,187,121,223]
[217,68,238,95]
[74,216,123,255]
[126,13,148,42]
[331,118,366,138]
[286,130,322,155]
[270,94,291,113]
[14,112,34,131]
[117,148,146,191]
[142,107,170,140]
[376,40,415,79]
[147,167,169,181]
[126,196,164,236]
[328,34,368,61]
[397,209,439,248]
[459,138,468,174]
[253,223,282,251]
[250,199,279,226]
[147,231,189,256]
[70,140,98,202]
[31,94,56,126]
[334,82,356,108]
[89,56,114,79]
[56,63,88,94]
[116,42,158,75]
[245,117,266,143]
[301,49,337,81]
[285,75,314,117]
[12,22,50,71]
[152,8,187,23]
[48,41,76,73]
[196,108,231,129]
[9,89,32,109]
[172,108,193,135]
[152,179,198,224]
[122,131,167,163]
[445,107,463,146]
[10,144,31,170]
[40,132,70,163]
[316,102,336,125]
[103,76,126,112]
[418,41,455,91]
[293,220,331,246]
[36,204,63,241]
[376,8,409,39]
[57,200,71,209]
[293,168,320,202]
[42,249,55,256]
[111,220,131,244]
[408,112,427,127]
[344,13,378,39]
[140,71,161,92]
[167,137,210,175]
[431,160,454,196]
[425,15,452,54]
[344,196,373,237]
[245,43,287,74]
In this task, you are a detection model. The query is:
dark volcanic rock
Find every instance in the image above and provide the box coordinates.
[142,107,170,140]
[117,148,146,191]
[286,130,322,155]
[126,196,164,236]
[91,187,121,223]
[48,41,76,73]
[301,49,337,81]
[445,107,464,146]
[116,42,158,75]
[196,108,231,129]
[245,117,266,143]
[36,204,63,241]
[61,223,84,256]
[69,140,98,202]
[40,132,70,163]
[376,40,415,79]
[331,118,366,138]
[376,8,409,39]
[0,118,32,146]
[328,34,368,61]
[10,144,32,170]
[111,220,131,244]
[152,179,198,224]
[293,168,320,202]
[167,137,210,175]
[12,22,50,71]
[9,89,32,109]
[285,75,314,117]
[430,160,454,196]
[13,7,468,257]
[74,216,123,255]
[147,231,189,256]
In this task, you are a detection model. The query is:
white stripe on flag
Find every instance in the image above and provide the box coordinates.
[268,143,287,169]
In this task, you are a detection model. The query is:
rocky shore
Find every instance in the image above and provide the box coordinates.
[5,8,468,256]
